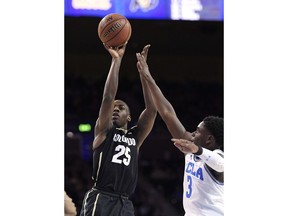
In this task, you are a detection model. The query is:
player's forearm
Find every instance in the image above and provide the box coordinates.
[140,74,156,111]
[196,147,224,172]
[146,77,175,115]
[102,58,121,100]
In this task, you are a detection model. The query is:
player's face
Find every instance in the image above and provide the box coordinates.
[112,100,130,127]
[191,121,211,148]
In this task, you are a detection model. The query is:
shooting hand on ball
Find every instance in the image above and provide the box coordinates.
[104,42,127,59]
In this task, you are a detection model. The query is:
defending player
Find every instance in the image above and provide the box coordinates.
[136,45,224,216]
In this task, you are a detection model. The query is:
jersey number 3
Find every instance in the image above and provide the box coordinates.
[186,175,193,198]
[112,145,131,166]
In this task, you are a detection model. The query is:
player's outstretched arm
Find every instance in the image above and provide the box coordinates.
[137,50,191,140]
[136,45,157,147]
[93,43,127,149]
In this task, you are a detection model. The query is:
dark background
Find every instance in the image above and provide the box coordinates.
[65,16,223,216]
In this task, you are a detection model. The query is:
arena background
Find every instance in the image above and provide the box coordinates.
[65,15,223,216]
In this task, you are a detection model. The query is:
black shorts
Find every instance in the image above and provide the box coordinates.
[80,188,135,216]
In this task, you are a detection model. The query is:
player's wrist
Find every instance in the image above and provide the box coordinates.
[194,145,203,155]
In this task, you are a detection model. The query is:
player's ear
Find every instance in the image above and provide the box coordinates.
[127,115,131,122]
[206,135,215,147]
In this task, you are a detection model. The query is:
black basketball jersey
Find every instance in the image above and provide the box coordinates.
[92,125,139,196]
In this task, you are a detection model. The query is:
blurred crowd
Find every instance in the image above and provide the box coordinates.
[65,74,223,216]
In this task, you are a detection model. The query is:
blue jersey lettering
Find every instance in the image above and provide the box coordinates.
[186,162,204,181]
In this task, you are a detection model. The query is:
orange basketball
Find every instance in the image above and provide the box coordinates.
[98,13,132,48]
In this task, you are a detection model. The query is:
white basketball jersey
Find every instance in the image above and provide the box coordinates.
[183,150,224,216]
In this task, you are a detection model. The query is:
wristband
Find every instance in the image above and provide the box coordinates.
[194,145,203,155]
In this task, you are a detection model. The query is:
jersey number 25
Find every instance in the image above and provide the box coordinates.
[112,145,131,166]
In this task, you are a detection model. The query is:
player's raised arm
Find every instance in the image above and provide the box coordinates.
[137,51,192,140]
[93,43,127,149]
[135,45,157,147]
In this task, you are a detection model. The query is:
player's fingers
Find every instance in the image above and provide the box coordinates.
[136,53,142,60]
[103,43,111,50]
[173,143,182,151]
[137,53,145,64]
[142,44,150,60]
[144,44,150,55]
[176,145,186,153]
[122,42,127,51]
[172,138,183,145]
[138,52,143,59]
[140,54,147,63]
[171,138,179,142]
[143,44,150,52]
[175,139,189,147]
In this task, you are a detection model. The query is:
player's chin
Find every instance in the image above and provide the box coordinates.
[112,120,121,127]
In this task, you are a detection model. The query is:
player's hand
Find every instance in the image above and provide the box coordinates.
[141,44,150,61]
[171,138,199,154]
[104,42,127,59]
[136,44,150,73]
[136,52,151,80]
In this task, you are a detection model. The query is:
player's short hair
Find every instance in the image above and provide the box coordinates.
[203,116,223,149]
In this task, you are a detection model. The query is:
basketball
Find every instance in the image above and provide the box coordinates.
[98,13,132,48]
